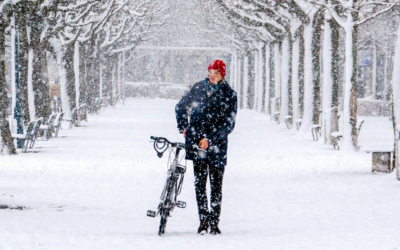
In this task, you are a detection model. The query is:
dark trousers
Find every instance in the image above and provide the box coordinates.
[193,159,225,225]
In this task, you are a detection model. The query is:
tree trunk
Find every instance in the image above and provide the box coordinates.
[300,15,315,134]
[27,47,35,120]
[56,45,71,118]
[322,14,333,144]
[372,41,377,98]
[122,52,125,104]
[298,26,305,118]
[18,18,30,123]
[263,43,270,114]
[330,19,340,108]
[392,6,400,173]
[238,53,243,109]
[117,54,121,97]
[0,24,17,154]
[350,24,359,147]
[63,44,76,110]
[280,36,290,124]
[99,55,103,99]
[85,37,99,106]
[342,21,358,149]
[79,43,86,105]
[268,43,274,114]
[243,52,251,109]
[31,20,51,120]
[274,42,281,102]
[74,41,80,108]
[312,11,324,125]
[291,35,300,129]
[254,50,259,111]
[257,45,264,112]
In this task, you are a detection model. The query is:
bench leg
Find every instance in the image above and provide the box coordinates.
[312,128,319,141]
[333,140,340,150]
[23,139,29,152]
[285,119,292,129]
[29,137,36,148]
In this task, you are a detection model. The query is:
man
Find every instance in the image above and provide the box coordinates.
[175,60,237,235]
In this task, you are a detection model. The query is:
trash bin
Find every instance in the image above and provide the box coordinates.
[372,152,392,173]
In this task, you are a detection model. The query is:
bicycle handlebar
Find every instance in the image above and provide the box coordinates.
[150,136,184,148]
[150,136,185,158]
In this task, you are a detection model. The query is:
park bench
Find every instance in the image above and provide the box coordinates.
[270,97,280,124]
[11,120,35,152]
[112,94,119,106]
[93,98,101,114]
[296,118,302,130]
[29,118,43,148]
[98,98,104,111]
[39,113,58,140]
[330,132,342,150]
[330,118,364,150]
[311,110,322,141]
[285,116,292,129]
[87,98,99,114]
[63,108,78,129]
[104,97,111,108]
[78,104,88,123]
[53,112,64,137]
[7,117,43,152]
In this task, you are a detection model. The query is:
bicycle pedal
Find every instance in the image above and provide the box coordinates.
[177,201,186,208]
[147,210,156,218]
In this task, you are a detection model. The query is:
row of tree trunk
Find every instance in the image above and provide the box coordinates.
[0,18,126,154]
[229,12,358,148]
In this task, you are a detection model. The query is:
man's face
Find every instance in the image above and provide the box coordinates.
[208,70,222,84]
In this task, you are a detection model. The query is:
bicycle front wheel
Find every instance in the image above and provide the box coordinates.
[158,208,169,236]
[158,176,176,236]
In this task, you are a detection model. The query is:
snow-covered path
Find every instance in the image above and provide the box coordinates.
[1,99,400,250]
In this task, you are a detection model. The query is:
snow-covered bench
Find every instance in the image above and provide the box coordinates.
[285,115,292,129]
[311,110,323,141]
[39,113,58,141]
[330,132,343,150]
[63,108,78,129]
[53,112,64,137]
[29,118,43,148]
[296,118,302,130]
[8,117,43,152]
[11,120,35,152]
[312,124,321,141]
[112,94,120,106]
[270,97,280,124]
[104,97,111,107]
[330,120,364,150]
[274,111,280,124]
[78,104,88,123]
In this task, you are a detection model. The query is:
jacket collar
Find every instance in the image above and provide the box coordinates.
[204,77,227,92]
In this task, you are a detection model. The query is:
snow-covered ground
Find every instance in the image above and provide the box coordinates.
[1,99,400,250]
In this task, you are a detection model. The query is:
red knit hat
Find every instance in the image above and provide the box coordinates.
[208,60,226,78]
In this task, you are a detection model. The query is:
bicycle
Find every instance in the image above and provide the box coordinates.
[147,136,187,236]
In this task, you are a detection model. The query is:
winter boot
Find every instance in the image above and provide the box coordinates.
[210,222,221,235]
[198,219,209,235]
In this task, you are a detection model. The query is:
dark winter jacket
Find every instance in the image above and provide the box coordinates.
[175,78,237,167]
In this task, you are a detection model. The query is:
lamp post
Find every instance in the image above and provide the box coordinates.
[14,12,23,149]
